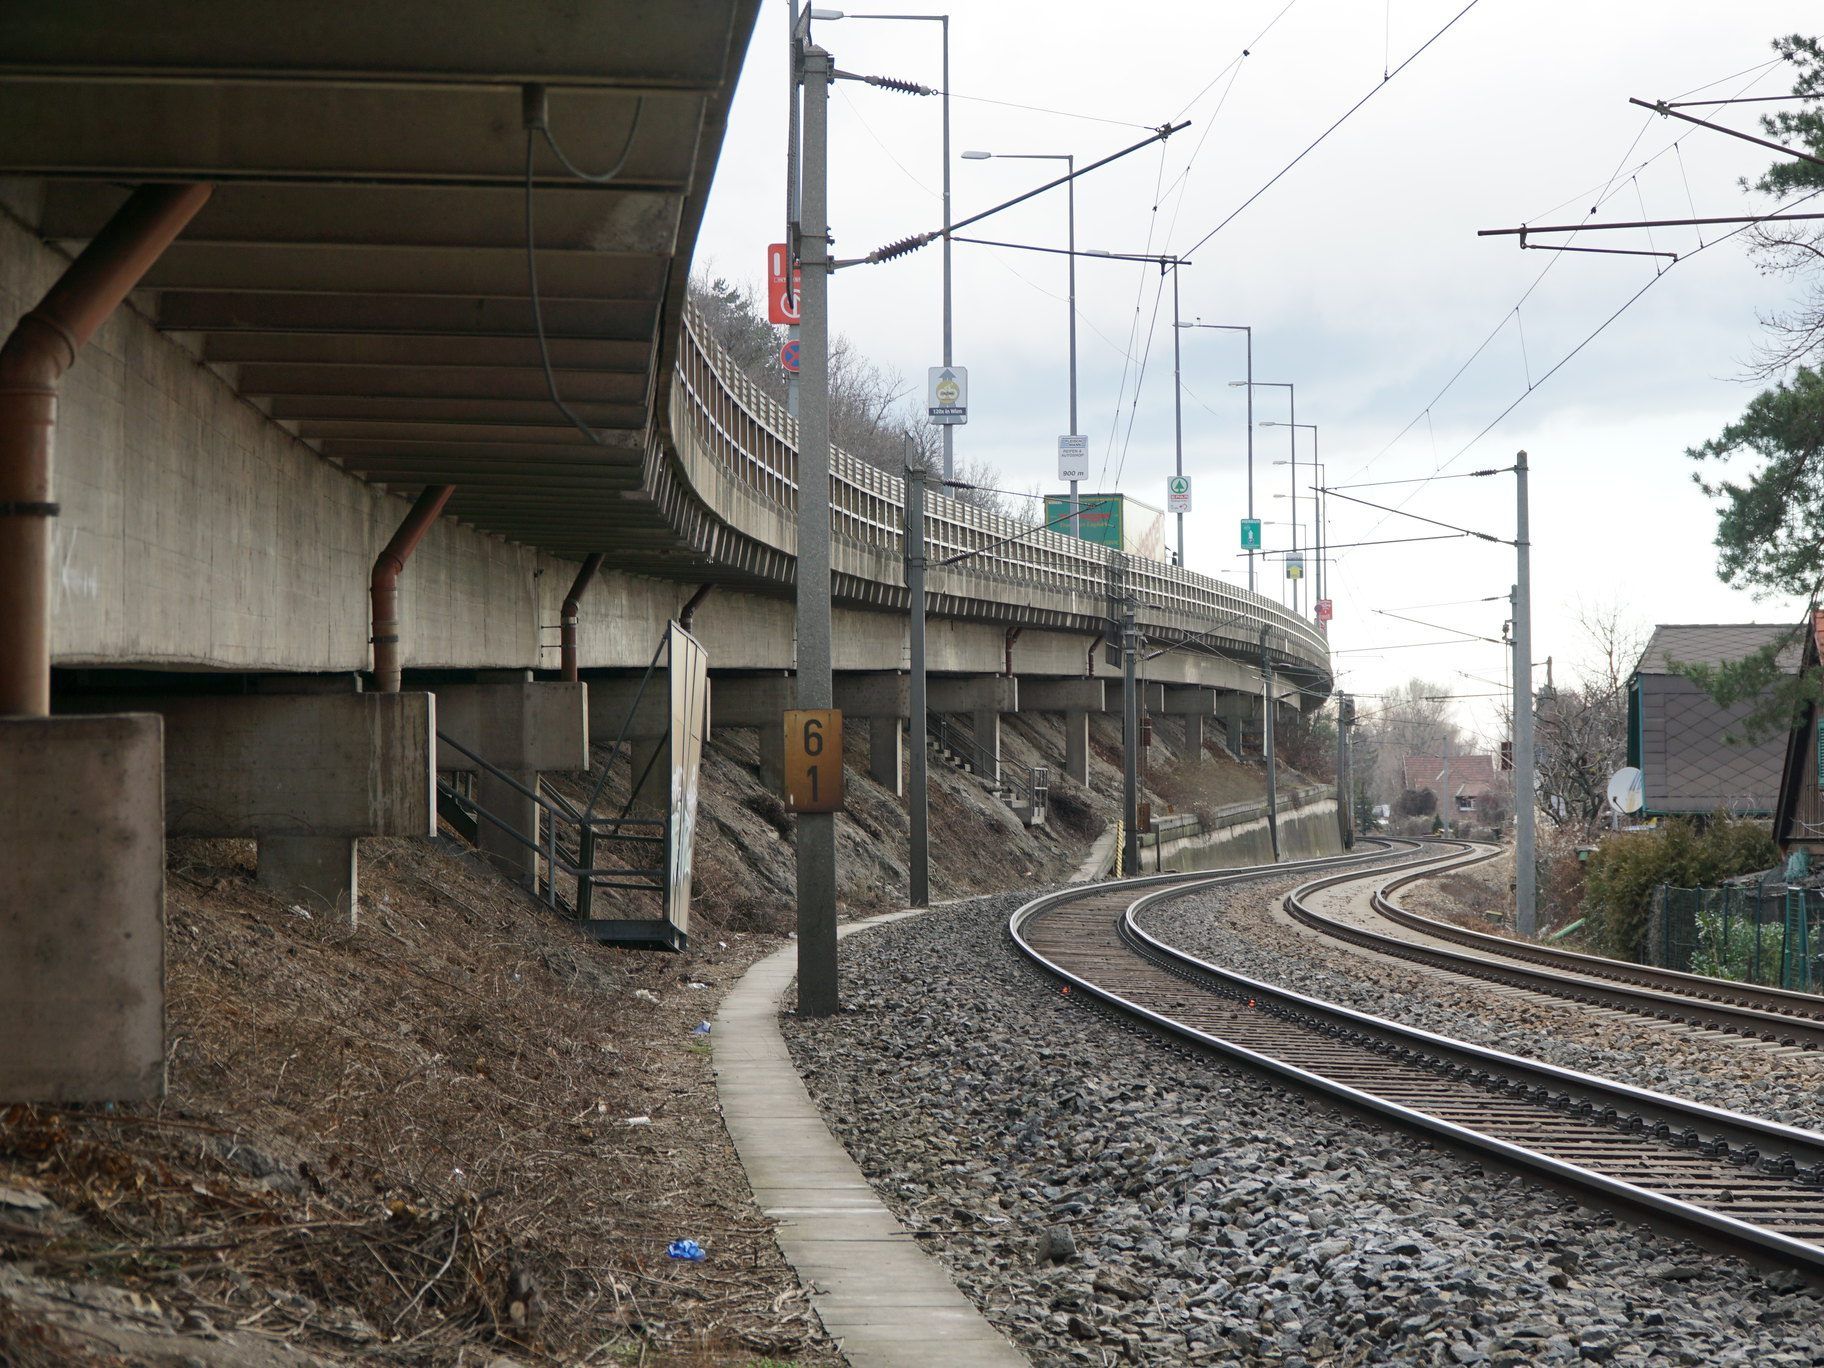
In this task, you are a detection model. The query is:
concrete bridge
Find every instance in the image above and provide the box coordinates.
[0,2,1330,1099]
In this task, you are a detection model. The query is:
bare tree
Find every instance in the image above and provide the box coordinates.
[1357,678,1463,808]
[1527,602,1647,834]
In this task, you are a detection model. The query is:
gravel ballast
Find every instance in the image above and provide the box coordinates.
[1142,863,1824,1133]
[784,882,1824,1366]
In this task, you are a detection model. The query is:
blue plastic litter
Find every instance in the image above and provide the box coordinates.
[691,1020,712,1035]
[668,1239,707,1261]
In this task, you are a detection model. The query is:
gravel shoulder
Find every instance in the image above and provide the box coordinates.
[1142,860,1824,1132]
[785,881,1824,1366]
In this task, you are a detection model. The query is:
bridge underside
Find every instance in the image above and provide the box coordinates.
[1,0,760,563]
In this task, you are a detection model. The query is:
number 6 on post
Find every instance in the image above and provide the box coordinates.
[782,708,845,813]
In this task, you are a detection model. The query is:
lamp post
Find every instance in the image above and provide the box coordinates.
[1182,322,1254,592]
[1266,431,1323,623]
[820,9,954,481]
[962,149,1076,536]
[1233,380,1295,610]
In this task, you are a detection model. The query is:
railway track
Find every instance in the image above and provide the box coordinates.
[1011,843,1824,1271]
[1296,839,1824,1050]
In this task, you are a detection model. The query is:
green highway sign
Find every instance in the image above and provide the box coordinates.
[1240,518,1261,550]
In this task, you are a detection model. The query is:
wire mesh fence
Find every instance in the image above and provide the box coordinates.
[1647,880,1818,991]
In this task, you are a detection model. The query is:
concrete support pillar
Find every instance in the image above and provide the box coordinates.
[1,715,165,1102]
[971,709,1001,783]
[1180,713,1207,756]
[253,672,364,916]
[1064,710,1090,786]
[706,673,796,792]
[869,717,904,794]
[438,674,589,892]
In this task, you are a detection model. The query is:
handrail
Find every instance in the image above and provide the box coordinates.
[669,304,1332,686]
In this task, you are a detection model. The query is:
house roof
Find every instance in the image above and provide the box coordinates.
[1403,753,1497,793]
[1632,624,1802,677]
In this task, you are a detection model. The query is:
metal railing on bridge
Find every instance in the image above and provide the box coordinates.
[671,308,1331,683]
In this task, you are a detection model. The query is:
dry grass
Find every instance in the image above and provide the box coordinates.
[0,836,835,1366]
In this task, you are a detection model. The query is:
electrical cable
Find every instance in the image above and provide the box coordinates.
[1176,0,1481,260]
[525,130,609,446]
[939,87,1153,130]
[539,98,644,183]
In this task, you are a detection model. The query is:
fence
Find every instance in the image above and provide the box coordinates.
[1647,881,1819,992]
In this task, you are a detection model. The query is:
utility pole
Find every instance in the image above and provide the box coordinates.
[1513,448,1537,936]
[1244,332,1254,593]
[1122,599,1140,877]
[939,16,953,486]
[1337,693,1354,849]
[1440,732,1451,838]
[1261,627,1280,861]
[1171,263,1185,566]
[793,24,838,1015]
[905,445,929,906]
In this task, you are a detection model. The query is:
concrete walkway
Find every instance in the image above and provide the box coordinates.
[714,913,1028,1367]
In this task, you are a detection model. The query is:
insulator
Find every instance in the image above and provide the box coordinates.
[865,73,935,96]
[868,233,935,264]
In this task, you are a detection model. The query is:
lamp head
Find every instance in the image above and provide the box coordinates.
[960,150,993,160]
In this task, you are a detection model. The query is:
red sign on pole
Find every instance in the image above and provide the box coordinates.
[767,243,801,325]
[1316,598,1334,623]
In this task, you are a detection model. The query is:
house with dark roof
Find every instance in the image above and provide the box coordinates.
[1774,613,1824,853]
[1402,752,1500,821]
[1627,624,1800,819]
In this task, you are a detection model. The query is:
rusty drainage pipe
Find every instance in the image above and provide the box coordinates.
[0,183,212,717]
[559,552,604,682]
[371,485,455,693]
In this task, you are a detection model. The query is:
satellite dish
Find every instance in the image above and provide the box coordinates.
[1607,766,1645,815]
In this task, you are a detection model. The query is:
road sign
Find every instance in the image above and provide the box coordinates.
[783,709,845,813]
[780,338,801,374]
[1166,475,1191,513]
[767,242,801,325]
[927,365,968,425]
[1316,597,1333,623]
[1240,518,1261,550]
[1058,434,1088,481]
[1286,552,1305,580]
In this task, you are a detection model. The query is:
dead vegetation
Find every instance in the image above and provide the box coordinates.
[1,834,833,1366]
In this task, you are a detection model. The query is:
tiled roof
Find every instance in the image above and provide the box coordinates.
[1403,753,1497,791]
[1634,624,1802,677]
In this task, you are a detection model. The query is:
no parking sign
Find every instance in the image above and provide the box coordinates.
[780,338,801,374]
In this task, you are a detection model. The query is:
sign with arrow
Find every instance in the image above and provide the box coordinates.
[927,365,968,425]
[1166,475,1191,513]
[1240,518,1261,550]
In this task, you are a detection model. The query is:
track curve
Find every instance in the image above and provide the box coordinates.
[1011,846,1824,1272]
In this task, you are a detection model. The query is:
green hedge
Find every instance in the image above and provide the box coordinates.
[1582,817,1778,959]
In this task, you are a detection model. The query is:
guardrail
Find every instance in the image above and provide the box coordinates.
[670,306,1332,686]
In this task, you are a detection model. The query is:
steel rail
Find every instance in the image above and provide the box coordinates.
[1009,850,1824,1273]
[1366,847,1824,1029]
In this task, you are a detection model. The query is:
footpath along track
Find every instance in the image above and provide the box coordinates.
[1010,842,1824,1272]
[1291,838,1824,1050]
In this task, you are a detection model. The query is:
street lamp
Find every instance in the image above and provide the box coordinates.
[1232,380,1295,610]
[818,10,955,482]
[1181,322,1254,592]
[963,148,1077,537]
[1266,428,1323,623]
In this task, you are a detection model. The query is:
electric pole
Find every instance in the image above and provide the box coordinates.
[1122,598,1140,877]
[1261,626,1280,861]
[906,445,929,907]
[792,22,838,1015]
[1513,448,1537,936]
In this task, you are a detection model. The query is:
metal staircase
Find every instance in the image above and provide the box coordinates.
[929,715,1049,826]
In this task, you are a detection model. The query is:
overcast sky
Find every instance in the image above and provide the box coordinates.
[696,1,1817,748]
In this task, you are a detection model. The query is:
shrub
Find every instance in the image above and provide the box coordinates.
[1582,817,1777,959]
[1397,787,1436,817]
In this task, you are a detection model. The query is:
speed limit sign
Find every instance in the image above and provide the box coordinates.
[783,709,845,813]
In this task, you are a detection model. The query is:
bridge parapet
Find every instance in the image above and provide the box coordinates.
[666,306,1331,690]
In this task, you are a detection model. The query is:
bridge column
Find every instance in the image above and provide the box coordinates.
[1,714,164,1101]
[1216,690,1258,759]
[835,672,909,796]
[1159,687,1218,762]
[251,673,364,913]
[710,673,795,792]
[1017,678,1107,786]
[930,676,1017,784]
[586,674,675,812]
[438,675,589,888]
